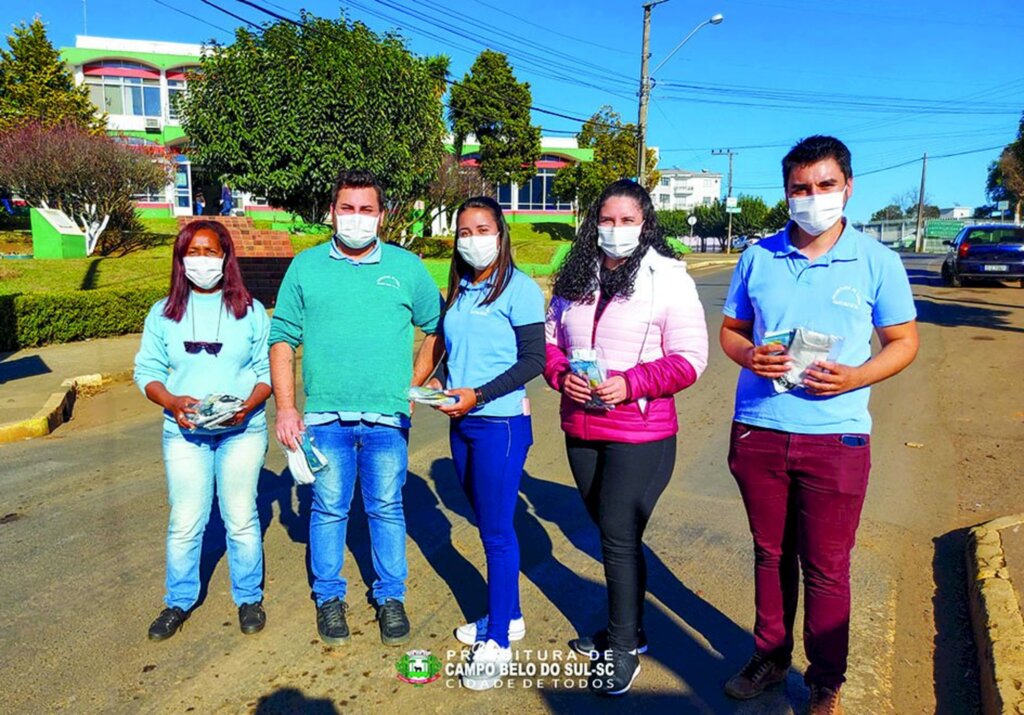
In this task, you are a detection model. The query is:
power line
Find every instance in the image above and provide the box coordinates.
[197,0,265,30]
[468,0,633,57]
[150,0,233,35]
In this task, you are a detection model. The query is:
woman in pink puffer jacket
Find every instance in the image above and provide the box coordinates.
[544,179,708,696]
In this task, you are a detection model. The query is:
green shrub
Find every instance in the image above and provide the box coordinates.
[405,236,454,259]
[0,287,167,350]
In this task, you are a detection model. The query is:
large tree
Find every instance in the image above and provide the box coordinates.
[764,198,790,232]
[987,143,1024,223]
[448,50,541,187]
[551,106,659,218]
[0,19,105,133]
[180,14,449,233]
[0,122,168,254]
[870,204,905,222]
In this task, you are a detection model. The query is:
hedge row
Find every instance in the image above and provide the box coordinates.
[0,287,167,351]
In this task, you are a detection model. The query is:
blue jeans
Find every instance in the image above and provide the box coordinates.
[450,415,532,647]
[307,420,409,606]
[162,423,267,610]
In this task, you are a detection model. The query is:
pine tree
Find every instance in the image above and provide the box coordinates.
[0,19,105,133]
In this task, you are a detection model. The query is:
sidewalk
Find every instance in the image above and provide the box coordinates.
[0,334,141,438]
[967,515,1024,714]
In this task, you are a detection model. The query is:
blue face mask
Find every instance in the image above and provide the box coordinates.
[334,212,379,249]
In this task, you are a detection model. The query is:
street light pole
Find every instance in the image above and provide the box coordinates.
[636,0,669,187]
[636,9,723,188]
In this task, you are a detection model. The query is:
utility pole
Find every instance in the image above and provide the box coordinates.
[914,152,927,253]
[712,148,736,254]
[83,0,88,34]
[636,0,669,187]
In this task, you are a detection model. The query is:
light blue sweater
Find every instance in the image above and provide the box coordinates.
[134,290,271,433]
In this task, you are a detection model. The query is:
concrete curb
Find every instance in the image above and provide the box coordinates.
[0,370,134,444]
[966,514,1024,715]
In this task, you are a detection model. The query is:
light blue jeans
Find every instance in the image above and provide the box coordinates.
[162,423,267,610]
[307,420,409,607]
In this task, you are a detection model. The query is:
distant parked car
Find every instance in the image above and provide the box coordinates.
[731,235,761,251]
[941,225,1024,287]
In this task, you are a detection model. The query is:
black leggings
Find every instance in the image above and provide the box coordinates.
[566,435,676,650]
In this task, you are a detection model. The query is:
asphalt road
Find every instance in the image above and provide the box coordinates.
[1,256,1021,714]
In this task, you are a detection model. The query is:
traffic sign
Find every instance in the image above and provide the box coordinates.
[725,196,738,208]
[924,219,964,239]
[726,206,742,214]
[687,215,697,226]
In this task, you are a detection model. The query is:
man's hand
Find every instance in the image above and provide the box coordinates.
[563,373,592,405]
[594,375,628,406]
[438,388,477,419]
[166,395,199,430]
[276,406,305,450]
[803,361,865,397]
[746,343,792,379]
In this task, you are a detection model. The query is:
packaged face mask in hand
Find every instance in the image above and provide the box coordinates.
[772,327,845,394]
[281,432,328,485]
[568,348,615,410]
[189,393,245,431]
[408,386,457,406]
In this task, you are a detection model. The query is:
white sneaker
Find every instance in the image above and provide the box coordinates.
[462,639,513,691]
[455,614,526,645]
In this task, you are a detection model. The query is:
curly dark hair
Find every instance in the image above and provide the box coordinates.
[552,179,677,302]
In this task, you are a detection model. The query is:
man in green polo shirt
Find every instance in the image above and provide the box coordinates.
[269,169,441,648]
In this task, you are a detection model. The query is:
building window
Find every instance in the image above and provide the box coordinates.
[660,177,670,186]
[167,80,186,121]
[496,183,512,209]
[133,187,166,202]
[85,76,161,117]
[513,167,573,211]
[659,194,669,206]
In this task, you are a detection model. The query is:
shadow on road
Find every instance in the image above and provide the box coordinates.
[253,686,340,714]
[932,528,981,713]
[914,296,1024,334]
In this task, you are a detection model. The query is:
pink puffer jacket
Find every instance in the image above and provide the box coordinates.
[544,249,708,443]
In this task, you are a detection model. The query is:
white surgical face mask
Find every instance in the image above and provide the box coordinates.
[597,224,643,259]
[183,255,224,290]
[334,212,379,249]
[787,189,847,236]
[457,233,500,271]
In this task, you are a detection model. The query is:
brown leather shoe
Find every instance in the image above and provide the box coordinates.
[808,685,844,715]
[724,653,789,699]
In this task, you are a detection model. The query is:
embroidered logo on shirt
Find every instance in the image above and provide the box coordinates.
[377,276,401,289]
[832,285,863,310]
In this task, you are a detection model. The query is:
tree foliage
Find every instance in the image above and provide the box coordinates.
[448,50,541,186]
[0,122,168,254]
[870,204,905,221]
[180,14,449,232]
[551,106,659,217]
[655,209,690,238]
[0,19,105,133]
[987,117,1024,222]
[764,198,790,232]
[424,151,491,234]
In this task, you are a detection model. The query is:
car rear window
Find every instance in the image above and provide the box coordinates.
[964,228,1024,244]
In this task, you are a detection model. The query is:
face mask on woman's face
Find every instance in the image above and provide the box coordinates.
[597,224,643,259]
[334,212,379,249]
[457,233,500,270]
[183,255,224,290]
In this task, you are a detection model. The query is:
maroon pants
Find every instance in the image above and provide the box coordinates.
[728,421,870,689]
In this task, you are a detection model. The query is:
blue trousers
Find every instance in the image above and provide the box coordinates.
[449,415,532,647]
[307,420,409,606]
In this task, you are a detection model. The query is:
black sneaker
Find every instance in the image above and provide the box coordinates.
[148,606,188,642]
[377,599,410,646]
[316,598,350,646]
[238,602,266,635]
[589,647,641,696]
[572,627,649,657]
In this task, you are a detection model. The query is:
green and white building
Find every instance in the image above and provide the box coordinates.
[62,36,594,226]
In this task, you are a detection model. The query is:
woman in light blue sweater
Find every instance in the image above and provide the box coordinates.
[134,220,272,642]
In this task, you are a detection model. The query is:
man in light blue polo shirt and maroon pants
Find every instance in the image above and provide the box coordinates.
[719,136,919,715]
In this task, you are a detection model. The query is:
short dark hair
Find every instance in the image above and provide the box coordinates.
[331,169,385,211]
[782,135,853,187]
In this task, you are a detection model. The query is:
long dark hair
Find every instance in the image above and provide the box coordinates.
[552,179,677,302]
[445,196,516,310]
[163,220,253,322]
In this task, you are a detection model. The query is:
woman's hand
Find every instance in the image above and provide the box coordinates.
[438,387,478,419]
[166,394,199,430]
[562,373,592,405]
[224,401,253,427]
[594,375,629,406]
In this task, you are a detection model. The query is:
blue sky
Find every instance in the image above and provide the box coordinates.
[7,0,1024,221]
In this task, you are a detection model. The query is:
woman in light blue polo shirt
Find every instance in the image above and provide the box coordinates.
[134,220,272,643]
[431,196,545,690]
